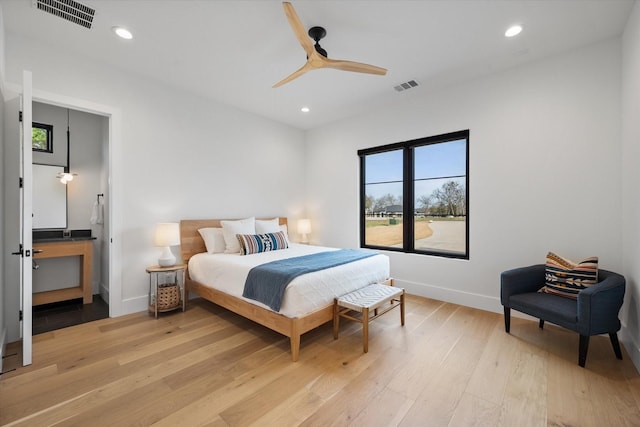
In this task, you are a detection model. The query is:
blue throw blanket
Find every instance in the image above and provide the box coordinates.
[242,249,377,312]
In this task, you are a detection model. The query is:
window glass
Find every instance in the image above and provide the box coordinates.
[32,122,53,153]
[359,131,469,259]
[414,139,466,179]
[364,150,404,247]
[413,140,467,256]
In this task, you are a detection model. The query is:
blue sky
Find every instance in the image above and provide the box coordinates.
[365,139,467,201]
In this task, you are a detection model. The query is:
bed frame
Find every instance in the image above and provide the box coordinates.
[180,218,335,362]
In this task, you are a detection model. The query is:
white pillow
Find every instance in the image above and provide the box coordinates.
[221,217,255,254]
[278,224,290,244]
[255,218,280,234]
[198,227,226,253]
[255,219,290,244]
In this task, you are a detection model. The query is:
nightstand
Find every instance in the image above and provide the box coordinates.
[146,264,186,318]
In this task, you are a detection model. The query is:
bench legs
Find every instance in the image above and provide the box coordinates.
[334,290,405,354]
[362,294,404,352]
[333,298,340,340]
[363,307,369,353]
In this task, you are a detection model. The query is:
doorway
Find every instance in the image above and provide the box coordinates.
[25,90,123,328]
[2,76,123,367]
[31,102,110,334]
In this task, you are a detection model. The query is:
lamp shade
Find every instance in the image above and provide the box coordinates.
[154,223,180,247]
[297,219,311,235]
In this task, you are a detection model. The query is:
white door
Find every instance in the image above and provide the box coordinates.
[19,70,33,366]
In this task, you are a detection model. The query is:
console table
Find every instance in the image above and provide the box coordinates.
[33,239,93,305]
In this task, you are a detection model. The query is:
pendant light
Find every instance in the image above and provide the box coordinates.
[57,109,77,184]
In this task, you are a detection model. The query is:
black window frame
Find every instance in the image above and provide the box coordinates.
[32,122,54,153]
[358,129,469,260]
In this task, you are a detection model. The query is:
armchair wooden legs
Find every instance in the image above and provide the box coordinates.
[503,306,623,368]
[579,335,589,367]
[577,333,623,368]
[610,333,623,360]
[503,307,510,333]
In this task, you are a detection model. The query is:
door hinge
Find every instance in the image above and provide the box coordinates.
[11,244,23,257]
[19,111,23,122]
[19,310,23,321]
[19,177,23,188]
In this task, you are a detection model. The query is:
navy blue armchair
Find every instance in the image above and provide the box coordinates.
[501,265,625,367]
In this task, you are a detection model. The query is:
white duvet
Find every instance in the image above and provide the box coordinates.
[188,243,390,318]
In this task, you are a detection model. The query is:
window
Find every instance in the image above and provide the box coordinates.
[32,122,53,153]
[359,130,469,259]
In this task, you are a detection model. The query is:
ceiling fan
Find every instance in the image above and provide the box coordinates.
[273,2,388,88]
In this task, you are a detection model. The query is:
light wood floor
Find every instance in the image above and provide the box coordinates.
[1,295,640,426]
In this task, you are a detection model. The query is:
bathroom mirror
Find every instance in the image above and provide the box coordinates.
[33,164,67,229]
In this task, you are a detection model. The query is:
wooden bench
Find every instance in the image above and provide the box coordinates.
[333,283,405,353]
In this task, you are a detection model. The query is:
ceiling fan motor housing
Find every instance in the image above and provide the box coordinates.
[308,26,328,57]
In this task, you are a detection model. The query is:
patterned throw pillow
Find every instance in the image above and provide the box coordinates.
[237,231,289,255]
[540,252,598,299]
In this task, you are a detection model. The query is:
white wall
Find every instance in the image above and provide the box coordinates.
[622,1,640,368]
[0,3,7,370]
[2,33,306,341]
[306,39,622,313]
[0,5,5,85]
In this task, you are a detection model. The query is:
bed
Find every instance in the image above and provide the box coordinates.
[180,218,390,361]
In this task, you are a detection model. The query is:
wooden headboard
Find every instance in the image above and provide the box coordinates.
[180,217,288,264]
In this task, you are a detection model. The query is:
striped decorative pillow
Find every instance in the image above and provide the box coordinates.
[237,231,289,255]
[540,252,598,299]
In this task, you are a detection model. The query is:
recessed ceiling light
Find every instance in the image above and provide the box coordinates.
[301,107,310,113]
[112,26,133,40]
[505,25,523,38]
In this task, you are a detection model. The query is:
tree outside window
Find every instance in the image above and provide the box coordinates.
[32,122,53,153]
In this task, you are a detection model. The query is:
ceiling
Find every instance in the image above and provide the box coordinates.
[1,0,634,130]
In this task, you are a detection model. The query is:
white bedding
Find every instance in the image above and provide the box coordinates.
[188,243,390,318]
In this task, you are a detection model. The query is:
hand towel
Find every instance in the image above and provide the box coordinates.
[90,201,104,225]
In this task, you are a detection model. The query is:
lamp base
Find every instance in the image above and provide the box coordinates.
[158,246,176,267]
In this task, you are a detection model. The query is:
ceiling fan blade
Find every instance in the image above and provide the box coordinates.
[273,62,313,88]
[275,2,388,88]
[321,57,388,75]
[282,2,315,57]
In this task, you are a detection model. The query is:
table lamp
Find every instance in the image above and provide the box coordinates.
[154,222,180,267]
[297,219,311,244]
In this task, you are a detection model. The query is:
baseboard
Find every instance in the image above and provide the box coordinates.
[0,327,6,374]
[396,278,503,314]
[113,295,148,317]
[619,323,640,374]
[93,280,102,298]
[99,282,110,307]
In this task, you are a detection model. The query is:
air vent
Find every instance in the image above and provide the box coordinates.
[393,80,419,93]
[33,0,95,29]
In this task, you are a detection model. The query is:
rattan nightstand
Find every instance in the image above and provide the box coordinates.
[146,264,186,318]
